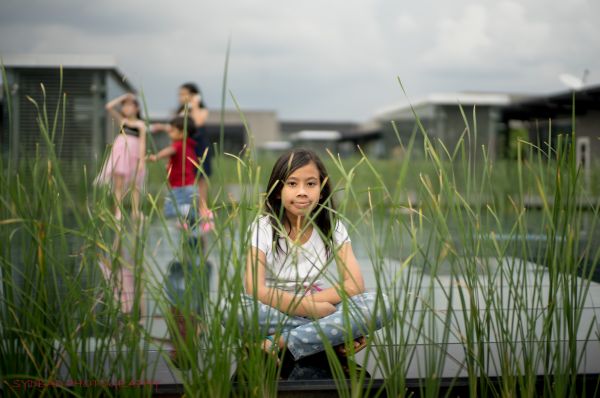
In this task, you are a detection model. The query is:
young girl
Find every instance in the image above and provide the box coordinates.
[148,115,202,367]
[147,115,197,223]
[151,83,213,231]
[241,149,389,361]
[95,93,147,220]
[95,93,147,319]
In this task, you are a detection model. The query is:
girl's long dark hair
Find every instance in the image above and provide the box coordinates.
[264,148,336,258]
[177,82,206,114]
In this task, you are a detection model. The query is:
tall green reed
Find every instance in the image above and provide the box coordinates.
[1,69,155,397]
[355,87,600,398]
[1,65,599,398]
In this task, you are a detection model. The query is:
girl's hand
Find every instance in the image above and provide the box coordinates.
[150,123,168,133]
[302,297,336,318]
[147,154,157,162]
[315,301,336,318]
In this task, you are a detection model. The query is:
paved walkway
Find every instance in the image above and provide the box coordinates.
[89,221,600,385]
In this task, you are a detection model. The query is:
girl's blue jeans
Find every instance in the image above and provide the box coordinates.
[232,292,391,361]
[163,185,197,221]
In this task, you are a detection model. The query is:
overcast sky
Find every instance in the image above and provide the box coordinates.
[1,0,599,121]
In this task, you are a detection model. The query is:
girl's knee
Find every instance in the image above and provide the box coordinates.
[350,291,380,307]
[351,291,392,324]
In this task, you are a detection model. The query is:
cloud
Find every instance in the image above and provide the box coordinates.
[413,0,600,96]
[396,15,418,32]
[420,2,553,71]
[422,4,491,66]
[1,0,599,120]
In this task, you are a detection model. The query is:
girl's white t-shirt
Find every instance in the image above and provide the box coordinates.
[249,215,351,293]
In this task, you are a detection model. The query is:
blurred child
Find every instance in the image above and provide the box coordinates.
[148,115,206,367]
[95,93,146,220]
[148,116,197,226]
[150,82,213,231]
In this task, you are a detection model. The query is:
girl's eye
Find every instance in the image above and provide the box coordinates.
[287,181,296,187]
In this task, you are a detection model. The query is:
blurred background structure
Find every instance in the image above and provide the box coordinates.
[2,55,599,170]
[1,55,134,165]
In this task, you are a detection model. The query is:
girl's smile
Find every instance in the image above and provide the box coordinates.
[281,161,321,220]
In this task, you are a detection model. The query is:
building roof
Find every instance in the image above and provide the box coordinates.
[291,130,342,141]
[374,92,520,120]
[280,120,358,135]
[2,54,119,68]
[2,54,135,92]
[503,84,600,120]
[258,141,293,151]
[288,128,381,143]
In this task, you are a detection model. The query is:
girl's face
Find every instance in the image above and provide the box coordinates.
[279,161,321,221]
[178,88,193,105]
[121,99,139,118]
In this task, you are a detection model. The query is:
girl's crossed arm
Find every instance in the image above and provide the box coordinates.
[245,247,336,319]
[309,242,365,304]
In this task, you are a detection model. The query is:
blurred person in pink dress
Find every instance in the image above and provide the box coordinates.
[96,93,147,319]
[96,93,147,221]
